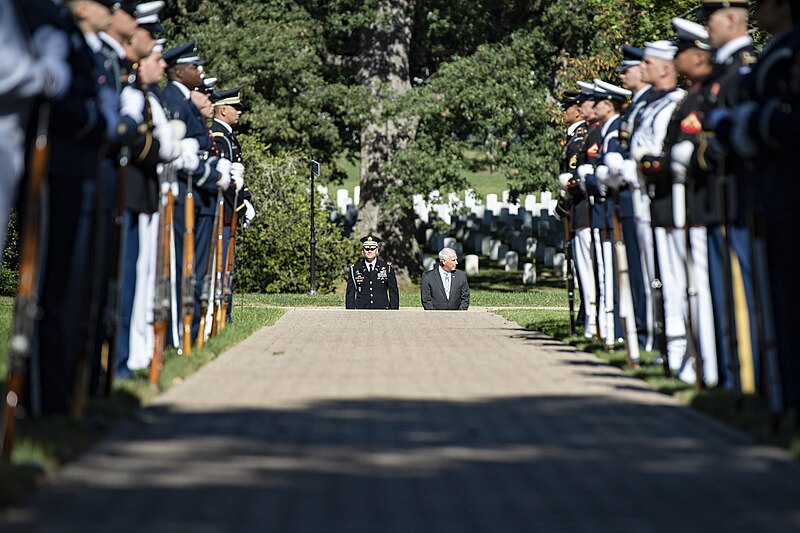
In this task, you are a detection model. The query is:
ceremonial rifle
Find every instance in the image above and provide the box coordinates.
[149,163,175,385]
[1,103,50,459]
[181,175,195,356]
[72,139,124,420]
[647,198,671,378]
[679,193,704,392]
[743,160,782,412]
[610,190,640,367]
[587,196,602,342]
[220,189,240,330]
[211,193,225,336]
[196,190,222,348]
[562,214,576,337]
[716,164,742,395]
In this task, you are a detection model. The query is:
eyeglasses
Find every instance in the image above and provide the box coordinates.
[363,247,378,252]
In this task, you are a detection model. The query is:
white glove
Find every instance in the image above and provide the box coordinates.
[176,137,199,171]
[168,119,186,145]
[216,157,232,189]
[595,165,609,184]
[670,140,695,168]
[603,152,624,176]
[670,160,688,184]
[120,86,145,123]
[242,200,256,228]
[594,165,609,197]
[558,173,573,188]
[621,159,640,189]
[230,162,245,191]
[673,183,686,229]
[32,26,71,100]
[577,164,594,181]
[154,122,178,161]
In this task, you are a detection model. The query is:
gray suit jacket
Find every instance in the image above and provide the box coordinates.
[421,265,470,310]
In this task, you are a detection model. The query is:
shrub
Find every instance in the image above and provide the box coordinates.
[234,139,357,294]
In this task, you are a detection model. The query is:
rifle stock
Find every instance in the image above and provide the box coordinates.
[197,192,222,348]
[182,182,195,357]
[220,191,239,331]
[611,198,640,367]
[563,217,576,337]
[1,103,51,458]
[149,165,175,384]
[211,194,225,337]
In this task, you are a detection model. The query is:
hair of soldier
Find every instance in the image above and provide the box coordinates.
[439,248,456,262]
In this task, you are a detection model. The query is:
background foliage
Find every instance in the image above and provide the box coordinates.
[233,141,356,293]
[3,0,756,288]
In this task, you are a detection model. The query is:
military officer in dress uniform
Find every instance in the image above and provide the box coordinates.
[210,88,255,324]
[161,41,229,348]
[615,44,653,350]
[696,0,760,393]
[345,235,399,310]
[714,0,800,417]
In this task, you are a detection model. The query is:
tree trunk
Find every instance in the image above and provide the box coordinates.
[356,0,420,282]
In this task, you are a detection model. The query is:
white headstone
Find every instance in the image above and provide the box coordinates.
[465,189,477,208]
[486,193,499,215]
[353,185,360,205]
[336,188,350,214]
[553,252,565,273]
[465,254,480,276]
[523,263,537,285]
[505,251,519,271]
[443,237,457,249]
[481,236,494,256]
[524,194,537,212]
[423,256,438,271]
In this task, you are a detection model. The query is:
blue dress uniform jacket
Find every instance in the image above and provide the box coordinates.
[724,29,800,413]
[346,259,399,309]
[211,119,252,225]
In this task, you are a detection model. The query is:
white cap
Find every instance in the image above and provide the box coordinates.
[135,1,164,18]
[644,40,678,61]
[672,17,713,51]
[152,38,166,53]
[576,80,595,96]
[594,79,632,100]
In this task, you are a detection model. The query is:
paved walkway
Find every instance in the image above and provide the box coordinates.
[4,309,799,532]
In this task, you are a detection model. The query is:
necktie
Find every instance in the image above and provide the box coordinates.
[444,272,451,298]
[368,264,373,272]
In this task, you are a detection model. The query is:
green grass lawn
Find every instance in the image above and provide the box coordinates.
[0,300,283,509]
[1,278,798,508]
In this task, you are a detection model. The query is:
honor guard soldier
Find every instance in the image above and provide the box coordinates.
[211,88,255,323]
[714,0,800,417]
[631,40,687,372]
[639,18,719,384]
[345,236,399,310]
[697,0,760,394]
[615,44,652,350]
[161,41,229,349]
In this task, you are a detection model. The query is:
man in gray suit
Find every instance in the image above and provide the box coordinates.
[421,248,470,310]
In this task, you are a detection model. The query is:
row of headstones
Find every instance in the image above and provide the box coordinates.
[316,186,567,284]
[317,186,559,223]
[412,190,559,226]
